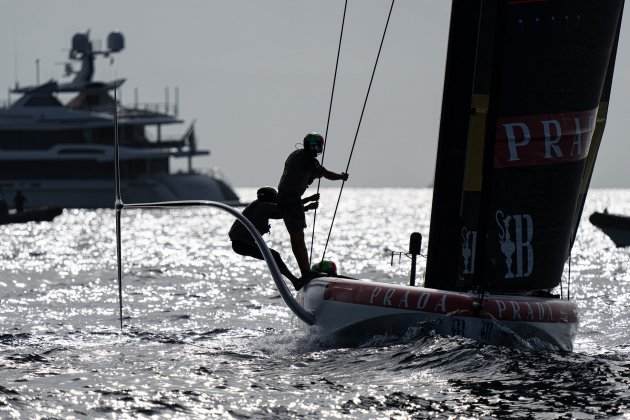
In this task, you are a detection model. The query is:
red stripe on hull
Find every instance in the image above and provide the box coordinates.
[323,280,577,324]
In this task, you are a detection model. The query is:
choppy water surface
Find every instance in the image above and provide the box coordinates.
[1,188,629,418]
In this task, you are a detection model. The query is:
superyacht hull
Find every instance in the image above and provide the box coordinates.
[0,206,63,225]
[302,278,578,351]
[0,173,240,208]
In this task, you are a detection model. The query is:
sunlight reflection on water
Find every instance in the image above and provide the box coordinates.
[0,188,629,418]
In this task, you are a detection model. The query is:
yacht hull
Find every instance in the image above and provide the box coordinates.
[1,173,240,208]
[302,278,578,351]
[0,206,62,225]
[590,211,630,247]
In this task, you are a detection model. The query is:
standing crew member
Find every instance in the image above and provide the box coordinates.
[277,133,348,281]
[229,187,319,290]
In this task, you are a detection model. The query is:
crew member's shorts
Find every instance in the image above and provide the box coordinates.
[231,240,286,270]
[232,240,263,260]
[278,196,305,233]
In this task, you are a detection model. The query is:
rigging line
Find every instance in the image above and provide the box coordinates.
[114,87,124,330]
[309,0,349,265]
[114,92,122,205]
[567,252,571,301]
[321,0,395,261]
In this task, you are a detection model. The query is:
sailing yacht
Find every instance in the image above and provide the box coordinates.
[109,1,624,351]
[300,0,625,351]
[0,31,239,208]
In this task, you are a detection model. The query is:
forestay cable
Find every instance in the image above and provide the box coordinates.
[309,0,349,265]
[114,87,124,330]
[321,0,395,260]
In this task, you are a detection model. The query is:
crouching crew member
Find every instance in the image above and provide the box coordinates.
[229,186,319,290]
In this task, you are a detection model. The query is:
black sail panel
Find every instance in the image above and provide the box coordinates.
[480,0,625,291]
[425,0,482,290]
[457,1,501,291]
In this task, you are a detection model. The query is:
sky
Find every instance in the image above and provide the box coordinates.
[1,0,628,188]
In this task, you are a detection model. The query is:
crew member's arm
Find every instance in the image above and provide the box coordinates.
[321,167,349,181]
[301,193,320,204]
[303,201,319,212]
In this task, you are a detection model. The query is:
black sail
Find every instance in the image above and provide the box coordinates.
[426,0,625,292]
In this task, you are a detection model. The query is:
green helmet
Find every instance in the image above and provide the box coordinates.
[311,260,337,276]
[303,133,324,155]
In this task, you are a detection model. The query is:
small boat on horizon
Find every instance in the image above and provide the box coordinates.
[590,210,630,247]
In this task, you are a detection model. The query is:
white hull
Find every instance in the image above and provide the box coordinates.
[302,278,578,351]
[0,173,239,208]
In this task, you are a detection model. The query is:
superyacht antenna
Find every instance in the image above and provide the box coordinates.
[165,87,170,114]
[12,31,19,89]
[174,87,179,117]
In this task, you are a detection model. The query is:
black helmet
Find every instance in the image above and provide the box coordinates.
[303,133,324,155]
[256,187,278,202]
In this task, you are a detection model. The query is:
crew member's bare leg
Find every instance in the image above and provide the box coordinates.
[289,230,310,276]
[269,249,299,284]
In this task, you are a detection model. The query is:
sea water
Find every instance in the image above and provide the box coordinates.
[0,188,629,419]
